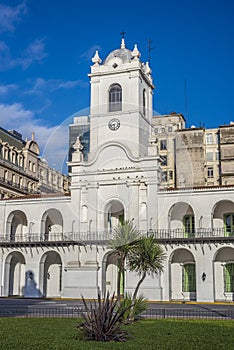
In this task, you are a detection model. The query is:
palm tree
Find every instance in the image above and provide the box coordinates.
[127,235,166,301]
[109,220,140,299]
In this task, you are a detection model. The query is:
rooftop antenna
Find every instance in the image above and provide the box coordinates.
[147,38,154,65]
[184,79,188,119]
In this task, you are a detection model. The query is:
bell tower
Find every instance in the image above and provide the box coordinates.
[88,39,155,157]
[70,39,159,234]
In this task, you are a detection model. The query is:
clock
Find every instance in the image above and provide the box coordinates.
[108,118,120,131]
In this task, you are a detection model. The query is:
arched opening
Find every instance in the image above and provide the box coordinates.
[212,200,234,236]
[4,252,26,296]
[41,209,63,241]
[168,202,195,237]
[102,251,119,297]
[142,89,147,116]
[39,251,62,298]
[169,248,196,301]
[109,84,122,112]
[104,200,124,233]
[6,210,28,241]
[214,247,234,301]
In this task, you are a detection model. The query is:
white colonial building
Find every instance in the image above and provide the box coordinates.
[0,39,234,302]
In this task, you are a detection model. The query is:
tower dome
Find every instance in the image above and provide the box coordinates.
[104,38,132,64]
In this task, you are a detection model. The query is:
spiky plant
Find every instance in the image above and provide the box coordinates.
[79,291,131,342]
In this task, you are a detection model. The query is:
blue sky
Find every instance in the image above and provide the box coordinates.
[0,0,233,170]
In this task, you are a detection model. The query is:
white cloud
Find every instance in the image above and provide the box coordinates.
[0,39,47,71]
[21,39,47,69]
[78,44,102,63]
[0,83,17,94]
[0,103,68,172]
[0,2,27,33]
[27,77,87,95]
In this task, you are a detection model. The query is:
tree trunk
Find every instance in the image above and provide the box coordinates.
[117,256,124,301]
[132,271,146,301]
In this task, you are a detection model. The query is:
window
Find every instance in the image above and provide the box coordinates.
[109,84,122,112]
[19,177,23,187]
[224,263,234,292]
[160,140,167,150]
[161,127,165,134]
[183,264,196,292]
[154,127,158,134]
[140,202,147,218]
[169,170,173,180]
[168,126,172,132]
[161,171,167,182]
[4,148,8,160]
[29,160,32,171]
[81,205,88,223]
[183,215,195,237]
[4,170,8,181]
[207,166,214,178]
[143,89,146,116]
[206,152,213,161]
[224,214,234,236]
[12,152,16,164]
[161,155,167,166]
[206,133,213,144]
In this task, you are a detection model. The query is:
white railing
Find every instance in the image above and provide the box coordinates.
[0,228,233,244]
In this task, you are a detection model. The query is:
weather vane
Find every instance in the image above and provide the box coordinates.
[147,38,154,65]
[120,31,126,39]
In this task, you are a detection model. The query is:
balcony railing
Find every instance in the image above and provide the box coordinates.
[0,228,233,245]
[0,176,39,194]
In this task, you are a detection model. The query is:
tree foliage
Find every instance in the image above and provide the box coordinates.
[127,235,166,300]
[109,220,140,299]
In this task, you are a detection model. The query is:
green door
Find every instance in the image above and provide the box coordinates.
[183,264,196,292]
[183,215,195,237]
[224,263,234,292]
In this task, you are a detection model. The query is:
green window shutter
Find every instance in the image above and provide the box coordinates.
[224,214,234,237]
[183,215,195,238]
[183,264,196,292]
[224,264,234,292]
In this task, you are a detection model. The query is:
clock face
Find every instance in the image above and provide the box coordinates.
[108,118,120,131]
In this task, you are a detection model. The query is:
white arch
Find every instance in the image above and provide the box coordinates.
[103,198,125,232]
[6,210,28,241]
[41,208,63,241]
[4,251,26,296]
[213,247,234,301]
[39,251,62,298]
[168,202,194,230]
[169,248,196,301]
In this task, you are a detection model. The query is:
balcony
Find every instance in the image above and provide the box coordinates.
[0,228,233,247]
[0,176,39,195]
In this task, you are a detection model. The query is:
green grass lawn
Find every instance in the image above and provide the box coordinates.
[0,318,233,350]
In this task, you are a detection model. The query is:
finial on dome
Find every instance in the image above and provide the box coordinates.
[131,44,141,60]
[92,50,102,66]
[120,31,126,49]
[121,38,126,49]
[145,61,152,75]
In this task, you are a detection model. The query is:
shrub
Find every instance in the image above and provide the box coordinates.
[79,291,130,342]
[118,293,148,323]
